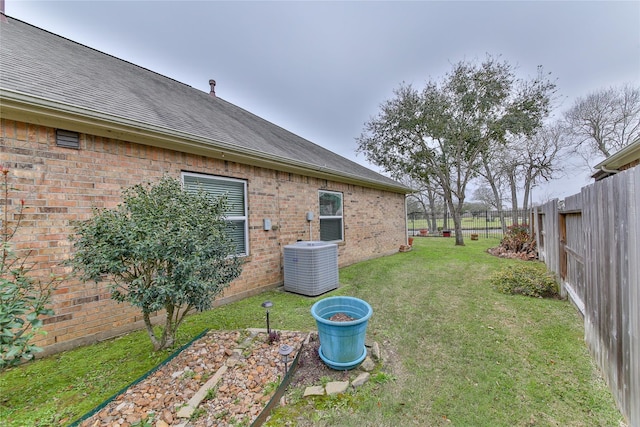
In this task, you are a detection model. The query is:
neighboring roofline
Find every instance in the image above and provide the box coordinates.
[591,139,640,180]
[1,88,411,194]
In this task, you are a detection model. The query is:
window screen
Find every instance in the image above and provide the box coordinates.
[319,190,343,242]
[182,172,248,255]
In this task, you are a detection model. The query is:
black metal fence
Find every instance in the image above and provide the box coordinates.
[407,209,530,239]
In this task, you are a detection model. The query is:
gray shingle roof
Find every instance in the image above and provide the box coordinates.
[0,15,409,193]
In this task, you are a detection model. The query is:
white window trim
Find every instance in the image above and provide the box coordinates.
[318,190,344,242]
[181,171,249,256]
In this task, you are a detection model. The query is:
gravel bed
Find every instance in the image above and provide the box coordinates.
[79,330,306,427]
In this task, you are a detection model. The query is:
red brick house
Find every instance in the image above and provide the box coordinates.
[0,16,410,354]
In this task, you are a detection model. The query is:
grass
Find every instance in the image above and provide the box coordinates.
[0,239,624,426]
[266,238,623,426]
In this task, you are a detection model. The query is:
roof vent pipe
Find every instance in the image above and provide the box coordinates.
[1,0,7,22]
[209,79,216,97]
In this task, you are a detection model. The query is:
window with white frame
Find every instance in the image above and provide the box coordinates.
[319,190,343,242]
[182,172,248,256]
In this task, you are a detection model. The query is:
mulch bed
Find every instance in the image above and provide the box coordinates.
[487,246,538,260]
[288,334,350,389]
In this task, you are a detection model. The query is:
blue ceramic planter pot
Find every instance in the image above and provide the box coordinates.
[311,296,373,370]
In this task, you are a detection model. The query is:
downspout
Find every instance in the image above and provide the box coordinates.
[600,165,620,175]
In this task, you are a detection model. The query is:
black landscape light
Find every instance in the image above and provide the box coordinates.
[279,344,293,374]
[261,300,273,334]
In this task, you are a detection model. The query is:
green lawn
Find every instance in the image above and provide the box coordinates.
[0,239,623,426]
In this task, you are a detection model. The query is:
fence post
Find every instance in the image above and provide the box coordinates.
[485,210,489,238]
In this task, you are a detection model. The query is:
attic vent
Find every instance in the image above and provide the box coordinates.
[56,129,80,149]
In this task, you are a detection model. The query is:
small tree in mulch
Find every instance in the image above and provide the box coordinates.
[1,168,57,371]
[489,223,537,260]
[69,176,243,351]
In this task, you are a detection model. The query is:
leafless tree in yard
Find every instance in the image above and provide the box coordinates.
[476,123,569,229]
[564,84,640,166]
[401,175,443,233]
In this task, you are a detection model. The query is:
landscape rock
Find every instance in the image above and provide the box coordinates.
[326,381,349,395]
[371,341,381,361]
[351,372,370,388]
[360,356,375,372]
[303,385,325,397]
[78,330,305,427]
[77,330,384,426]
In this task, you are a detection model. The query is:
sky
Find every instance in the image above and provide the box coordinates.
[4,1,640,203]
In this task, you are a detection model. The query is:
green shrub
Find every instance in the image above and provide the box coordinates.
[1,168,57,371]
[490,263,559,298]
[69,176,243,351]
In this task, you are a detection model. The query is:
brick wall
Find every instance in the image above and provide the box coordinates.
[620,159,640,171]
[1,119,406,355]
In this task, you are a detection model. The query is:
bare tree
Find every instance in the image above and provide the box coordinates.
[478,146,514,232]
[518,124,569,214]
[398,176,443,231]
[564,84,640,165]
[476,123,568,227]
[398,175,442,233]
[472,184,508,210]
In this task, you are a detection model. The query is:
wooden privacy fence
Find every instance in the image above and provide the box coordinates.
[533,166,639,426]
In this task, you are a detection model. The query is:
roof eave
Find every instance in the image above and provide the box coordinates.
[1,89,410,193]
[592,139,640,179]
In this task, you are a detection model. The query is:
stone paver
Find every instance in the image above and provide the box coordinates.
[303,385,326,397]
[326,381,349,395]
[351,372,370,388]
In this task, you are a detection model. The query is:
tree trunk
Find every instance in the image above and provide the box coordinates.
[428,189,439,232]
[142,304,178,352]
[429,208,438,233]
[159,304,176,350]
[522,170,534,218]
[143,311,162,351]
[482,158,507,234]
[445,196,465,246]
[509,174,519,225]
[497,209,507,234]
